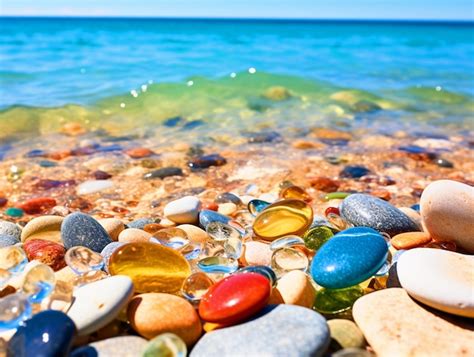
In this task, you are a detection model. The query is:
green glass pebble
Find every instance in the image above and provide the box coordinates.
[142,333,187,357]
[5,207,24,218]
[313,285,364,315]
[324,192,352,201]
[303,226,334,250]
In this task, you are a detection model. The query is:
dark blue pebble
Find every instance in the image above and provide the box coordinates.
[339,165,371,179]
[310,227,388,289]
[340,193,420,236]
[411,203,420,212]
[25,149,46,158]
[245,131,282,144]
[7,310,76,357]
[182,120,204,130]
[61,212,112,252]
[143,167,183,180]
[96,144,122,153]
[398,145,429,154]
[163,116,184,127]
[0,234,20,247]
[126,217,157,229]
[199,210,230,229]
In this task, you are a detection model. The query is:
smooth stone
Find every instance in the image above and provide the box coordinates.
[215,192,242,205]
[340,194,420,236]
[118,228,152,243]
[311,227,388,289]
[100,242,126,273]
[67,276,134,336]
[420,180,474,253]
[127,217,156,229]
[71,336,148,357]
[391,232,431,250]
[0,234,19,247]
[353,288,474,357]
[76,180,113,195]
[0,220,21,241]
[339,165,371,179]
[177,224,208,243]
[23,239,66,271]
[61,212,113,252]
[187,154,227,170]
[164,196,202,224]
[20,215,63,243]
[143,167,184,180]
[242,241,273,266]
[191,304,330,357]
[5,208,23,218]
[128,293,202,346]
[328,319,366,350]
[199,273,271,324]
[398,207,422,230]
[276,270,316,309]
[252,199,313,241]
[99,218,124,241]
[7,310,76,357]
[397,248,474,318]
[198,210,230,229]
[218,202,237,216]
[108,242,191,294]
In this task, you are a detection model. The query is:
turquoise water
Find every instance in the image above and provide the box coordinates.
[0,18,473,137]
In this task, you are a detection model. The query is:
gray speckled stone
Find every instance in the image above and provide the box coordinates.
[340,194,420,236]
[0,220,21,241]
[70,336,147,357]
[126,217,156,229]
[0,234,20,247]
[100,241,126,273]
[61,212,112,252]
[190,305,330,357]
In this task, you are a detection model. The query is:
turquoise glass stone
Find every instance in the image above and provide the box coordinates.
[247,199,270,216]
[310,227,388,289]
[5,207,24,218]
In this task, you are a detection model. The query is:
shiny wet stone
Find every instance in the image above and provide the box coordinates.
[339,166,371,179]
[187,154,227,170]
[143,167,183,180]
[61,212,112,252]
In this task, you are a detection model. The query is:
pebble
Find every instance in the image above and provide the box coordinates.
[391,231,431,250]
[5,207,24,218]
[352,288,474,357]
[99,218,125,241]
[0,219,21,241]
[420,180,474,253]
[253,199,313,241]
[118,228,153,243]
[191,304,330,357]
[242,241,273,266]
[217,202,237,216]
[199,210,230,229]
[7,310,76,357]
[164,196,202,224]
[215,192,242,205]
[0,234,19,247]
[20,215,63,243]
[127,293,202,346]
[108,242,191,294]
[199,272,271,325]
[187,154,227,170]
[309,176,341,192]
[61,212,113,252]
[328,319,366,350]
[311,227,388,289]
[127,217,157,229]
[71,336,148,357]
[340,194,420,236]
[177,224,208,243]
[143,167,183,180]
[19,197,57,214]
[23,239,66,271]
[339,165,371,179]
[397,248,474,318]
[126,147,154,158]
[275,270,316,309]
[67,276,134,336]
[76,180,114,195]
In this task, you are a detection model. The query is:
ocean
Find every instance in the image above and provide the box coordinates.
[0,17,473,139]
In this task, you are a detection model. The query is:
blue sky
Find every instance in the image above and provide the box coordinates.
[1,0,473,20]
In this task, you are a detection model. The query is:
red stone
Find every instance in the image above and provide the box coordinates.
[309,177,340,192]
[23,239,66,271]
[126,148,154,159]
[0,198,7,207]
[202,202,219,211]
[198,272,271,325]
[18,197,57,214]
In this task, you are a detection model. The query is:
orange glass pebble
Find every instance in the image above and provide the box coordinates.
[109,242,191,294]
[280,185,312,202]
[391,232,431,250]
[252,199,313,241]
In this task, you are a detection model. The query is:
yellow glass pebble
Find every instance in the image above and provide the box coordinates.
[109,242,191,294]
[252,199,313,241]
[280,185,311,202]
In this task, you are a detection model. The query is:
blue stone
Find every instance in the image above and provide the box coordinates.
[190,305,329,357]
[25,149,46,158]
[126,217,157,229]
[310,227,388,289]
[7,310,76,357]
[198,210,230,229]
[61,212,112,252]
[96,144,122,152]
[339,165,371,179]
[182,119,204,130]
[163,116,184,127]
[100,242,126,273]
[398,145,428,154]
[340,194,420,236]
[411,203,420,212]
[38,160,57,168]
[247,199,270,216]
[0,234,20,247]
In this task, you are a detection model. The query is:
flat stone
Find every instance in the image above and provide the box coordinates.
[397,248,474,318]
[340,194,420,236]
[420,180,474,253]
[118,228,152,243]
[164,196,202,224]
[190,304,330,357]
[391,232,431,250]
[71,336,148,357]
[0,220,21,241]
[61,212,112,252]
[20,215,63,243]
[67,276,134,336]
[353,288,474,357]
[76,180,114,195]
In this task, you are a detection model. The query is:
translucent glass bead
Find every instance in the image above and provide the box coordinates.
[22,264,56,303]
[280,185,311,202]
[271,247,309,276]
[303,226,334,251]
[0,293,32,330]
[206,222,241,242]
[0,246,28,273]
[181,272,214,302]
[154,228,190,250]
[181,243,202,261]
[247,199,270,216]
[269,235,305,251]
[237,266,277,287]
[313,285,364,315]
[326,212,352,231]
[142,333,187,357]
[224,237,243,259]
[197,256,238,274]
[65,246,104,275]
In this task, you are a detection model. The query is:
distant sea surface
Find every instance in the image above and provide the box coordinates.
[0,17,473,138]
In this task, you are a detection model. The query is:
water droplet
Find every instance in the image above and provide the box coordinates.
[181,272,214,302]
[270,235,305,251]
[22,264,56,303]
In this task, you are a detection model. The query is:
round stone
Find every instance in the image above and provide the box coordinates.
[0,234,20,247]
[0,245,28,273]
[76,180,113,195]
[271,247,309,276]
[164,196,202,224]
[181,272,214,302]
[118,228,153,243]
[177,224,208,243]
[275,270,316,309]
[71,336,148,357]
[303,225,334,251]
[61,212,112,252]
